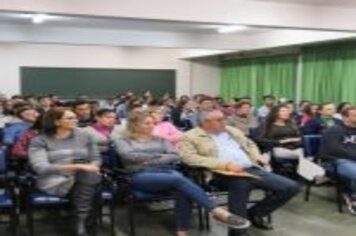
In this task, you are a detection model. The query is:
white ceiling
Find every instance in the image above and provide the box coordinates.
[0,12,272,36]
[0,2,356,53]
[255,0,356,7]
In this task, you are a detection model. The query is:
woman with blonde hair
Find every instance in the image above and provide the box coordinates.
[114,109,250,236]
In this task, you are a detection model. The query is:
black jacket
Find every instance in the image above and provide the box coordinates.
[320,123,356,161]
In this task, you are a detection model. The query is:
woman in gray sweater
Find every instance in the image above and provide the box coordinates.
[114,109,250,236]
[29,107,101,236]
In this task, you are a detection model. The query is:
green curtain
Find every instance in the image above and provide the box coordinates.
[302,44,356,104]
[221,55,297,106]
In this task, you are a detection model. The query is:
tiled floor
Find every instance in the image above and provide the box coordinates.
[1,186,356,236]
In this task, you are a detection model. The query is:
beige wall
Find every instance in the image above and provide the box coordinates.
[190,58,220,96]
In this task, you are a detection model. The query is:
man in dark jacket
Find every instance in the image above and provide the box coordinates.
[320,106,356,214]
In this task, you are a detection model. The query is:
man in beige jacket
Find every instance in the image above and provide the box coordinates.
[179,110,300,236]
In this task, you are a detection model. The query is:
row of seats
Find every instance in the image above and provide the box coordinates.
[0,129,345,236]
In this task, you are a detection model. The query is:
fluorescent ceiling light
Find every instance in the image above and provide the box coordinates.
[15,13,63,22]
[218,25,248,34]
[32,13,48,24]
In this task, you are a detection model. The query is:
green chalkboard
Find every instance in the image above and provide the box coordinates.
[21,67,176,98]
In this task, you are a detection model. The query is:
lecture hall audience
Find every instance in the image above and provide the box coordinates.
[0,91,355,235]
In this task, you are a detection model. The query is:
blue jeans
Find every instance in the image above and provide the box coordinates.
[214,167,300,235]
[131,168,217,231]
[324,159,356,197]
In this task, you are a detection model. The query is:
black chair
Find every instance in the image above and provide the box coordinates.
[107,162,205,236]
[183,165,272,231]
[268,149,299,179]
[98,173,117,236]
[98,145,122,236]
[304,157,344,213]
[21,172,72,236]
[303,135,344,213]
[22,169,116,236]
[0,145,19,236]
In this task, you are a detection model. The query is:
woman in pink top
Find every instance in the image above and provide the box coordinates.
[149,106,183,147]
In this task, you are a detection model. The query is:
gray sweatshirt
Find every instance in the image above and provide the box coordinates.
[29,129,101,196]
[113,136,180,172]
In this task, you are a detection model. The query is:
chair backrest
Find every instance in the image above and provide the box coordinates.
[0,145,7,174]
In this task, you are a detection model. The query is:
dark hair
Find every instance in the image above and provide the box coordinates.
[302,104,316,117]
[31,114,43,131]
[263,95,275,100]
[11,95,23,100]
[72,100,90,108]
[341,106,356,117]
[262,105,291,137]
[177,99,188,110]
[337,102,351,113]
[96,108,116,117]
[38,95,50,101]
[89,100,99,105]
[148,98,164,107]
[235,101,252,109]
[24,95,35,100]
[299,100,310,107]
[15,105,36,118]
[41,107,71,136]
[127,98,143,111]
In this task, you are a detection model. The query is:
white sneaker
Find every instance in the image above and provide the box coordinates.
[343,194,356,215]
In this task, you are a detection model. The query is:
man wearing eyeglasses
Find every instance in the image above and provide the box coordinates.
[179,109,300,236]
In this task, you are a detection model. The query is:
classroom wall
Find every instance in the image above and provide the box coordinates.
[190,58,220,96]
[0,43,220,97]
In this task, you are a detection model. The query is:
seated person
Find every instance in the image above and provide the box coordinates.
[72,100,96,127]
[3,106,39,145]
[179,110,300,236]
[113,109,250,236]
[11,114,42,160]
[83,108,124,167]
[37,95,53,114]
[0,100,22,128]
[199,96,216,112]
[257,95,275,122]
[259,105,303,160]
[83,108,122,153]
[149,106,183,147]
[171,99,190,129]
[227,101,258,136]
[297,104,318,127]
[319,106,356,214]
[303,102,341,135]
[29,108,101,236]
[180,100,199,129]
[334,102,351,120]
